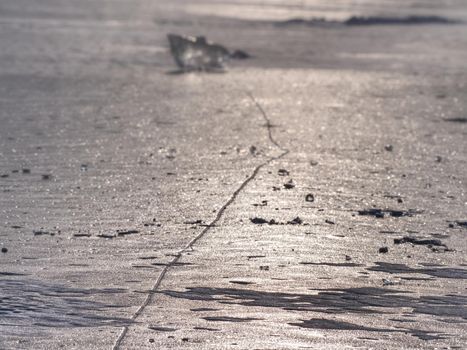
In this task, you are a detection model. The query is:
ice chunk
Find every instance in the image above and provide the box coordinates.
[167,34,230,71]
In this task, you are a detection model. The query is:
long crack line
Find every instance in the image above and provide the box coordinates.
[112,92,289,350]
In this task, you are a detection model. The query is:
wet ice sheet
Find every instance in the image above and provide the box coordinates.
[181,0,467,22]
[0,278,130,332]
